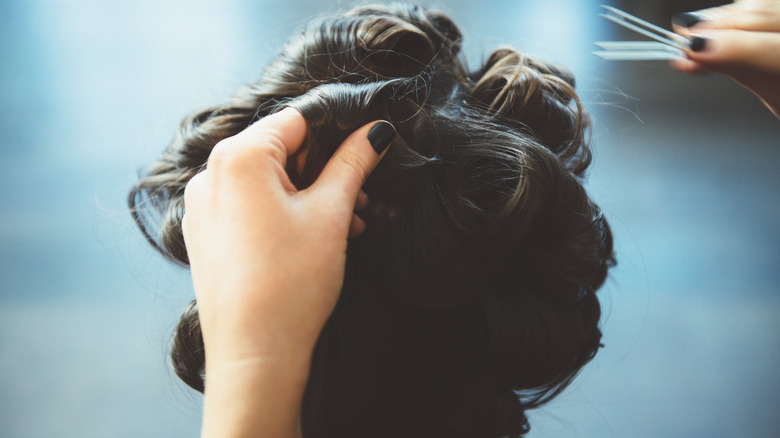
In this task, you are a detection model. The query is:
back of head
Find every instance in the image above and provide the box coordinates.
[129,3,615,437]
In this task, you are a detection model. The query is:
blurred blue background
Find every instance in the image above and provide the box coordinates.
[1,0,778,436]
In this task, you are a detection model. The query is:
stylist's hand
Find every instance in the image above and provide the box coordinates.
[671,0,780,118]
[182,107,395,438]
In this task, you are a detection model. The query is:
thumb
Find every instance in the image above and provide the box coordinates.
[310,120,395,207]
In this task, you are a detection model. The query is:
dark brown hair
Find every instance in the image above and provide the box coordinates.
[129,3,615,437]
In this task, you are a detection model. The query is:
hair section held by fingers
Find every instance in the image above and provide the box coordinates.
[129,3,616,437]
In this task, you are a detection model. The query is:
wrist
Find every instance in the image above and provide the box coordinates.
[205,350,313,382]
[202,329,318,375]
[202,355,312,438]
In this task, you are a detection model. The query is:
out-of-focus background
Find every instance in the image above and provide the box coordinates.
[1,0,778,436]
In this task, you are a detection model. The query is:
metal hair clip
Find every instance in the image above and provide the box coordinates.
[594,5,690,61]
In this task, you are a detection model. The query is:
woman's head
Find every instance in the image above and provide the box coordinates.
[129,3,615,437]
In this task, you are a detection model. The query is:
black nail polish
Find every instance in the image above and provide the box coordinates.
[367,121,395,155]
[690,36,707,52]
[672,12,705,28]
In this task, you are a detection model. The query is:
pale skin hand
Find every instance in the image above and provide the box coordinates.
[671,0,780,118]
[181,107,391,438]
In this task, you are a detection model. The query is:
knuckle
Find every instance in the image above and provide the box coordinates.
[208,144,259,175]
[183,171,205,205]
[207,131,287,172]
[207,138,243,169]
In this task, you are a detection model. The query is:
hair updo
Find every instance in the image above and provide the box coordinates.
[129,3,615,437]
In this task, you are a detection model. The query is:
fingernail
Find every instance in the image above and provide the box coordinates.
[672,12,706,28]
[367,121,395,155]
[689,36,708,52]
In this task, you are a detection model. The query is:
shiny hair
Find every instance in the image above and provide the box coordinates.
[128,3,615,437]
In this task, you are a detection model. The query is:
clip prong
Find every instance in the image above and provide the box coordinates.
[601,5,689,49]
[594,5,689,61]
[593,41,683,60]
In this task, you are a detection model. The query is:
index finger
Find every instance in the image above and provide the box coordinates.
[675,1,780,33]
[232,106,309,157]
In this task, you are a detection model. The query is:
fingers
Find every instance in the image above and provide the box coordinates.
[700,1,780,32]
[308,120,395,209]
[673,4,740,33]
[354,191,369,211]
[205,108,308,183]
[670,22,780,117]
[684,29,780,74]
[347,192,370,238]
[673,0,780,34]
[233,107,309,158]
[669,57,708,74]
[348,214,366,238]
